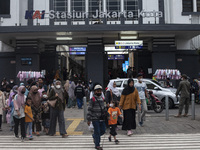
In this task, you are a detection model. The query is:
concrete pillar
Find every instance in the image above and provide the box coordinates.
[86,43,105,87]
[129,51,134,67]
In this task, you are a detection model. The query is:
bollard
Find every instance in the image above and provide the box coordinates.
[191,94,195,120]
[165,96,169,121]
[83,97,87,122]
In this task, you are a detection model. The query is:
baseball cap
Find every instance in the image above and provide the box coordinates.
[94,85,102,90]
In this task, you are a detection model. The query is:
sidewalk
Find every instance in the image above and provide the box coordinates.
[1,104,200,136]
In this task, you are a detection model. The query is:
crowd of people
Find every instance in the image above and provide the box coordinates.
[0,72,200,150]
[0,77,90,142]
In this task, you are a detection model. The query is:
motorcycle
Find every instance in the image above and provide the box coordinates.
[147,90,164,113]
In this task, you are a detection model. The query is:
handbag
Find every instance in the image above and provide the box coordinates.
[13,106,24,118]
[47,99,57,108]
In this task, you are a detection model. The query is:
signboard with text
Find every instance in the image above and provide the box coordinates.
[115,40,143,49]
[69,47,86,55]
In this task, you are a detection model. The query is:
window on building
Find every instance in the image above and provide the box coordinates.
[182,0,193,12]
[53,0,68,21]
[107,0,120,21]
[0,0,10,15]
[124,0,138,21]
[89,0,102,21]
[197,0,200,11]
[72,0,85,21]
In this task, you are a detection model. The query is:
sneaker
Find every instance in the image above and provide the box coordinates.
[21,137,25,142]
[127,130,133,136]
[29,135,33,140]
[115,139,119,144]
[138,122,143,127]
[108,136,111,142]
[15,135,19,139]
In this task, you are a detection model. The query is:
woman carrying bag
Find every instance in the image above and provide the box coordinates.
[48,80,68,138]
[13,86,26,141]
[106,81,121,105]
[119,79,141,136]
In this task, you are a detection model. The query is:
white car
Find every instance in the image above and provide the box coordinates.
[108,78,179,108]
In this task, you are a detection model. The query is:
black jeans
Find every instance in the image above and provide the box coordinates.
[0,115,2,128]
[13,117,26,138]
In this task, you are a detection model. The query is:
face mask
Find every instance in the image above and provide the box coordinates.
[21,91,25,94]
[43,94,48,98]
[56,85,61,89]
[139,79,143,82]
[110,104,114,107]
[51,86,54,88]
[96,93,101,96]
[33,91,38,94]
[10,81,14,83]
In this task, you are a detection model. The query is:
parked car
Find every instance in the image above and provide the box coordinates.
[108,78,179,109]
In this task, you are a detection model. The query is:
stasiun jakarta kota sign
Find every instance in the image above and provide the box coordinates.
[25,9,163,19]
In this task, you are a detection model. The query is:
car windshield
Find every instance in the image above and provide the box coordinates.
[151,80,165,88]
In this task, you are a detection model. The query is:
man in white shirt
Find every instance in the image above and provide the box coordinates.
[134,74,149,127]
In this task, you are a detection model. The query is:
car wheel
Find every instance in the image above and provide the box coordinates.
[161,98,174,109]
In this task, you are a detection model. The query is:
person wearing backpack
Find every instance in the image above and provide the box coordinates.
[74,80,85,109]
[87,85,107,150]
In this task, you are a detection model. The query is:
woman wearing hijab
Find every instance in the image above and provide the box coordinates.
[48,80,68,138]
[119,79,141,136]
[8,85,18,106]
[28,85,42,136]
[106,81,121,105]
[0,90,5,131]
[13,86,26,141]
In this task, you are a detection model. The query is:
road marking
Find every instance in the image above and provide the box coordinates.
[56,118,84,136]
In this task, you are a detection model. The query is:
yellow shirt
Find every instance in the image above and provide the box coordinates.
[25,105,33,123]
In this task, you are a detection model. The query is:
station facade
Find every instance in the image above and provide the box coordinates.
[0,0,200,86]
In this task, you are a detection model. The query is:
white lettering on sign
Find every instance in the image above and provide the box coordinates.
[47,9,163,19]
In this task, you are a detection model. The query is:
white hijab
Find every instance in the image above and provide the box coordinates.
[107,81,121,97]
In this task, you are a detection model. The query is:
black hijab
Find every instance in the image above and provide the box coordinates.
[122,79,135,95]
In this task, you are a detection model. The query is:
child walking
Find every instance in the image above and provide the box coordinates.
[24,97,34,140]
[9,94,16,131]
[108,101,123,144]
[41,91,50,135]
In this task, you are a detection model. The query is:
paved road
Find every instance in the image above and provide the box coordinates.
[1,103,200,149]
[1,104,200,135]
[1,134,200,149]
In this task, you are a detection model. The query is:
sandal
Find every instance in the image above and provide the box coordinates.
[36,132,40,136]
[115,140,119,144]
[95,146,103,150]
[62,134,69,138]
[174,115,181,118]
